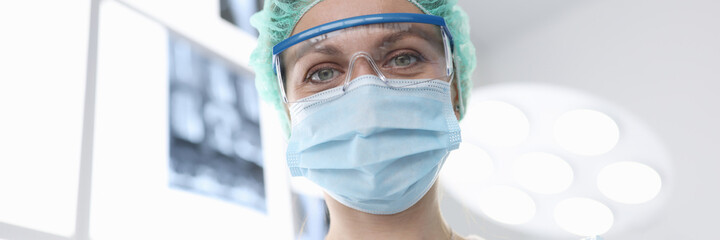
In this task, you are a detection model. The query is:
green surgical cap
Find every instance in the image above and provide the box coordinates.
[249,0,477,137]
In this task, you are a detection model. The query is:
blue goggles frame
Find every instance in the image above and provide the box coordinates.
[272,13,455,74]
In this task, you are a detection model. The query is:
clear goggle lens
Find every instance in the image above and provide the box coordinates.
[274,21,454,103]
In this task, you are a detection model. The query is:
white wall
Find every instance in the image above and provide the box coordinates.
[0,1,90,238]
[447,0,720,239]
[0,1,295,239]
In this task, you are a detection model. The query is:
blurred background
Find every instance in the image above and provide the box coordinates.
[0,0,717,239]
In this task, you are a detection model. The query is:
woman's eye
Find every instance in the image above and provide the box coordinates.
[390,54,418,67]
[308,68,340,82]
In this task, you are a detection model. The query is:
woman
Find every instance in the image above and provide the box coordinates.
[250,0,478,239]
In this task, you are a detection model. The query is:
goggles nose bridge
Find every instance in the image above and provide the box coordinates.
[343,52,387,91]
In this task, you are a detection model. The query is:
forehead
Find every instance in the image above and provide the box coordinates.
[292,0,424,36]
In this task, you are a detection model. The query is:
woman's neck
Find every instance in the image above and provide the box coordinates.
[324,184,456,240]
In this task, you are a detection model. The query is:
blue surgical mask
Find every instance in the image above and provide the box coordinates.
[286,75,461,214]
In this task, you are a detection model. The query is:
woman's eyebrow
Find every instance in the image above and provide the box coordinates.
[289,27,440,63]
[310,44,342,55]
[293,43,343,61]
[381,29,434,45]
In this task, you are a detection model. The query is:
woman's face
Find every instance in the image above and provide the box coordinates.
[288,0,461,119]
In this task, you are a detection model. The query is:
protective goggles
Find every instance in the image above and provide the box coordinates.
[273,13,455,103]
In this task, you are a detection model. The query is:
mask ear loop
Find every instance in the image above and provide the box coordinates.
[343,52,387,92]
